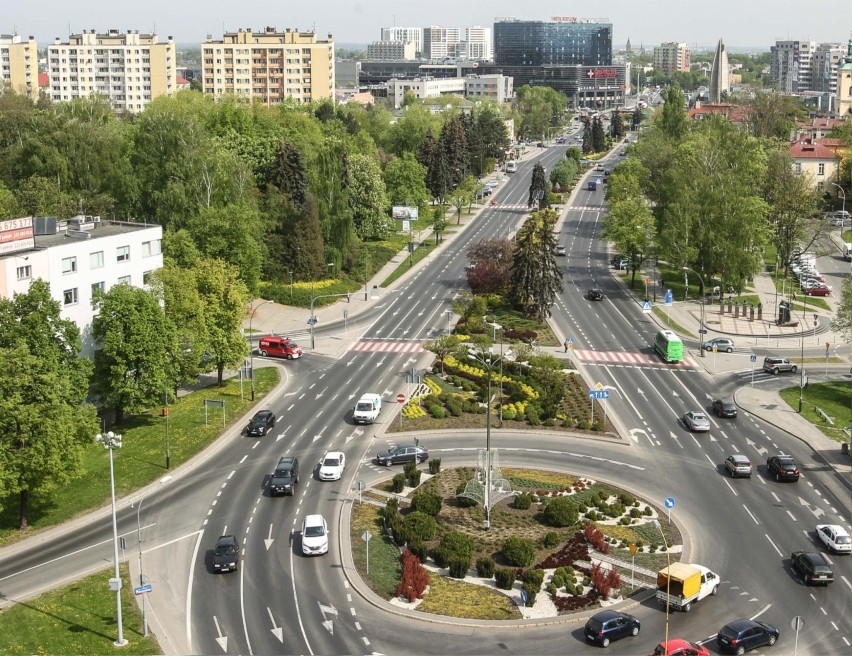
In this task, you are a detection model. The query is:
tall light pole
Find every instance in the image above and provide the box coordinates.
[467,347,504,530]
[652,519,671,652]
[248,300,273,401]
[96,431,127,647]
[833,182,847,228]
[682,266,707,357]
[795,293,807,413]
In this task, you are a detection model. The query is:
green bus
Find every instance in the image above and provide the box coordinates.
[653,329,683,363]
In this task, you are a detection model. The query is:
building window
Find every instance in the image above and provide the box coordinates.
[62,256,77,274]
[90,250,104,269]
[116,245,130,262]
[63,288,78,305]
[91,281,105,295]
[142,239,161,257]
[795,162,802,174]
[142,270,153,285]
[16,265,32,280]
[818,163,825,175]
[117,275,131,285]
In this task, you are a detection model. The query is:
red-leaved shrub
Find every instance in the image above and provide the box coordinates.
[395,549,430,602]
[583,523,610,554]
[589,562,622,600]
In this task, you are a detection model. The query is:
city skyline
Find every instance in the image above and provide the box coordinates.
[6,0,852,50]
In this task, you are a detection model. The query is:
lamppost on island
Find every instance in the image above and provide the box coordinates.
[795,294,807,413]
[467,347,504,530]
[652,519,671,652]
[832,182,847,227]
[682,266,707,357]
[248,300,273,401]
[96,431,127,647]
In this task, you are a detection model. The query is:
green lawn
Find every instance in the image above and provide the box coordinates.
[778,381,852,443]
[0,563,160,655]
[0,368,279,546]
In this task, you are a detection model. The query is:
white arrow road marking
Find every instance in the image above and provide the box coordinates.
[746,438,768,456]
[799,496,825,520]
[628,427,651,445]
[312,425,328,443]
[267,607,283,643]
[346,428,364,444]
[275,425,291,443]
[315,386,328,400]
[669,431,684,449]
[213,615,228,652]
[264,524,274,551]
[318,602,339,635]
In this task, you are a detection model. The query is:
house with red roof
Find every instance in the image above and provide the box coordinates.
[789,139,839,193]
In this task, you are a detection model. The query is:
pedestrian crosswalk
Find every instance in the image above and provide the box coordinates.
[490,203,530,210]
[572,349,698,369]
[570,205,606,211]
[347,339,426,354]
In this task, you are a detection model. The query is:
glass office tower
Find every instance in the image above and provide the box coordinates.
[494,19,612,67]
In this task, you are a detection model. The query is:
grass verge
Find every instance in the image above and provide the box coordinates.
[0,563,160,655]
[0,368,279,546]
[778,381,852,444]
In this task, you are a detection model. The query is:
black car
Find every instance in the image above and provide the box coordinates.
[584,609,640,648]
[212,535,240,573]
[717,618,779,654]
[247,410,276,436]
[588,289,604,301]
[376,444,429,466]
[554,245,567,256]
[790,551,834,585]
[712,398,737,418]
[269,456,299,496]
[766,454,800,481]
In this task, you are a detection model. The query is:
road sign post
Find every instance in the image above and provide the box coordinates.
[628,544,638,590]
[750,353,757,386]
[791,615,804,656]
[362,530,373,575]
[664,496,675,522]
[397,393,406,429]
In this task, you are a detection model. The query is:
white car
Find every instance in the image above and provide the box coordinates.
[318,451,345,481]
[816,524,851,554]
[301,514,329,556]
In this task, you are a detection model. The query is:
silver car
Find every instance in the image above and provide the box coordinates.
[724,454,752,478]
[683,411,710,432]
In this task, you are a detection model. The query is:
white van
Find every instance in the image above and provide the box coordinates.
[505,160,517,173]
[844,243,852,262]
[353,393,382,424]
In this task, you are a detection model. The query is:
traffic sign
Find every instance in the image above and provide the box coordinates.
[664,289,673,306]
[712,346,717,352]
[750,354,757,363]
[664,497,676,509]
[641,300,652,314]
[134,584,152,595]
[698,328,708,334]
[588,390,610,400]
[791,616,805,631]
[396,393,406,404]
[307,317,318,325]
[628,544,638,556]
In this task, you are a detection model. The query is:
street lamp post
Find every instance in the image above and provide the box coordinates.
[832,182,847,228]
[682,267,707,357]
[796,294,807,413]
[652,519,671,652]
[96,431,127,647]
[136,497,148,637]
[248,300,273,401]
[467,347,504,530]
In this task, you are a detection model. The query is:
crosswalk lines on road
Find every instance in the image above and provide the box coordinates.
[572,349,698,369]
[348,339,426,354]
[490,203,530,210]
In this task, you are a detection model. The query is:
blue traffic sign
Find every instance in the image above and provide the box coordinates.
[664,497,676,509]
[307,317,318,325]
[750,354,757,363]
[664,289,673,305]
[134,584,152,595]
[588,390,611,400]
[641,300,652,313]
[566,337,574,345]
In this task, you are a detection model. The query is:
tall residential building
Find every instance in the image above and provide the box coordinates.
[653,42,690,74]
[811,43,845,95]
[770,40,816,92]
[47,30,176,113]
[380,27,423,55]
[0,34,39,101]
[838,38,852,118]
[367,41,416,61]
[709,38,730,103]
[423,26,462,60]
[202,27,334,106]
[464,26,492,60]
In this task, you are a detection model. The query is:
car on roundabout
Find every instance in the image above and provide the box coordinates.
[716,618,779,654]
[704,337,734,353]
[318,451,345,481]
[790,550,834,585]
[652,638,710,656]
[712,398,737,418]
[682,411,710,432]
[301,514,329,556]
[554,245,567,256]
[212,535,240,573]
[816,524,851,554]
[376,443,429,466]
[247,410,276,436]
[583,609,640,647]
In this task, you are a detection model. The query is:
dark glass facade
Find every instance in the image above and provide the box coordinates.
[494,20,612,67]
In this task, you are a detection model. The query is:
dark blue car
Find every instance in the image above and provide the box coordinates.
[717,618,779,654]
[584,610,640,648]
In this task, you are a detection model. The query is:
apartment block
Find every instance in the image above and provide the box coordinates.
[653,42,690,74]
[380,27,423,55]
[771,40,816,92]
[367,41,416,61]
[0,34,39,101]
[386,73,511,110]
[464,26,492,60]
[47,29,176,113]
[202,27,334,106]
[811,43,845,95]
[423,26,462,60]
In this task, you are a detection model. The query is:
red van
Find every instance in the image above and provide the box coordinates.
[258,336,303,359]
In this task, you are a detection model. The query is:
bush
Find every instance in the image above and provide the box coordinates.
[391,473,406,493]
[525,406,541,426]
[383,496,399,519]
[434,531,475,568]
[521,582,539,605]
[410,489,442,516]
[551,566,575,590]
[494,567,516,590]
[589,562,622,600]
[619,517,632,525]
[643,506,653,516]
[618,493,635,506]
[501,406,517,420]
[514,492,533,510]
[521,568,545,587]
[428,404,446,419]
[541,531,561,549]
[543,497,579,527]
[428,458,441,475]
[502,537,536,567]
[407,468,423,487]
[448,557,470,579]
[407,539,429,562]
[629,508,642,518]
[583,523,610,554]
[476,557,495,578]
[445,397,464,416]
[395,549,430,602]
[404,511,437,542]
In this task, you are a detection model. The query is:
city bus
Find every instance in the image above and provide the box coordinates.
[653,329,683,363]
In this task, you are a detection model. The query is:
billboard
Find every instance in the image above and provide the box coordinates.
[392,206,419,220]
[0,217,35,255]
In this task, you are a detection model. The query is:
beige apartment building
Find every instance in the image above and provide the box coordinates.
[47,30,176,113]
[653,42,690,74]
[0,34,39,101]
[202,28,334,106]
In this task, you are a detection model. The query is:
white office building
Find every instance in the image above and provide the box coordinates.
[0,216,163,356]
[380,27,423,55]
[464,26,492,60]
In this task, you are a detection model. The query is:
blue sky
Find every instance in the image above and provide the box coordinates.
[7,0,852,50]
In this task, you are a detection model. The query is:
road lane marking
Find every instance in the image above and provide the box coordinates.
[764,534,783,557]
[743,505,760,524]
